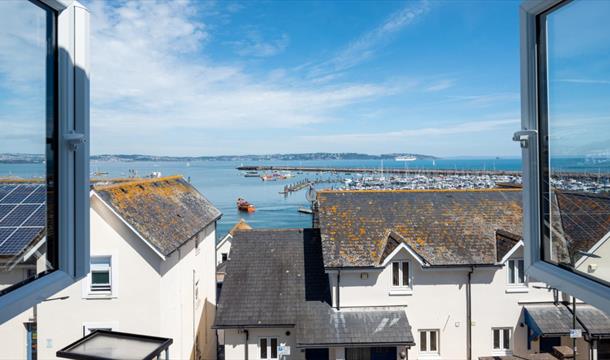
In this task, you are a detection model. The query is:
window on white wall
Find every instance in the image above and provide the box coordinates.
[507,259,525,285]
[259,337,277,359]
[83,256,117,298]
[391,261,410,287]
[90,257,111,293]
[492,328,511,353]
[419,330,439,354]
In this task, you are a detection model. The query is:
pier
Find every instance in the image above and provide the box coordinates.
[237,165,610,181]
[279,178,342,194]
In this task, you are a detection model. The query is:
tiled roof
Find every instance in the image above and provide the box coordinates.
[214,229,331,328]
[316,189,523,267]
[296,303,414,347]
[552,191,610,261]
[575,304,610,336]
[524,303,583,336]
[228,218,252,236]
[94,176,221,256]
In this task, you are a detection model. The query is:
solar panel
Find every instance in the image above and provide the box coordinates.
[0,184,46,257]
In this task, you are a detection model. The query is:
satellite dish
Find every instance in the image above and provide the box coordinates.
[305,185,317,203]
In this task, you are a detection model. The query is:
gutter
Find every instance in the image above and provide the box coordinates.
[336,270,341,310]
[467,265,474,360]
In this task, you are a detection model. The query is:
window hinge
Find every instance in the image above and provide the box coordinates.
[65,131,87,151]
[512,130,537,148]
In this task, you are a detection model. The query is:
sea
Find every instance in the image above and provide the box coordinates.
[1,156,605,239]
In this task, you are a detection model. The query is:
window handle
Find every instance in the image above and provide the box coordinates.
[65,131,87,151]
[512,130,537,148]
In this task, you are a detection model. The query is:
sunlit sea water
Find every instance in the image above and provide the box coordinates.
[1,157,604,238]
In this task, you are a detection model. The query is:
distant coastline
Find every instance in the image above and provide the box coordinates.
[0,152,439,164]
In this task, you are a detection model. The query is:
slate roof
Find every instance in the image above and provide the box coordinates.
[523,303,583,336]
[296,303,414,347]
[551,191,610,262]
[496,229,522,262]
[94,176,221,256]
[316,189,523,267]
[575,304,610,337]
[215,228,414,346]
[214,229,331,328]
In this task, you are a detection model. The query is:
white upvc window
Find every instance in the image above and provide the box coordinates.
[83,255,118,298]
[419,329,439,355]
[259,337,278,359]
[391,261,411,287]
[0,0,90,324]
[492,328,511,353]
[519,0,610,314]
[82,321,118,336]
[507,259,526,285]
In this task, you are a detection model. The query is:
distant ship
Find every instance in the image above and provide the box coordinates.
[395,155,417,161]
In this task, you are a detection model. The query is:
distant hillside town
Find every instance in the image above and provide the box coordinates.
[0,152,438,164]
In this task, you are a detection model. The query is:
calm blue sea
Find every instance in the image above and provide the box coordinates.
[1,157,604,238]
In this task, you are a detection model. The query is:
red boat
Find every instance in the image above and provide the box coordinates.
[237,198,256,212]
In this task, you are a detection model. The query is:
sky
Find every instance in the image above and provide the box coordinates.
[1,0,531,157]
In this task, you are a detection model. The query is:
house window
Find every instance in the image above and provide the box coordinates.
[221,253,228,263]
[520,0,610,314]
[259,337,277,359]
[419,330,439,354]
[83,322,118,336]
[90,257,112,293]
[392,261,410,287]
[0,0,90,324]
[507,259,525,285]
[493,328,511,352]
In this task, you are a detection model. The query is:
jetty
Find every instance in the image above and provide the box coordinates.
[237,165,610,181]
[279,178,342,195]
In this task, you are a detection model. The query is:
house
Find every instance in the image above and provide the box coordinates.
[217,189,610,360]
[217,219,252,266]
[215,228,414,360]
[30,176,221,359]
[0,182,48,360]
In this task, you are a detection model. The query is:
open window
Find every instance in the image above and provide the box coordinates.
[519,0,610,313]
[0,0,90,323]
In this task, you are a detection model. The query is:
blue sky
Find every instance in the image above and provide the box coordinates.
[2,0,529,157]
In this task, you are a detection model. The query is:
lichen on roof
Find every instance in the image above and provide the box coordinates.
[228,218,252,236]
[94,176,221,256]
[317,189,523,267]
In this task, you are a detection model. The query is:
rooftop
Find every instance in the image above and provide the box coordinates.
[94,176,221,256]
[316,189,523,267]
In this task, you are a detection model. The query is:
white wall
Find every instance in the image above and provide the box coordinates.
[223,327,302,360]
[330,247,556,360]
[0,268,36,360]
[35,195,218,360]
[216,234,232,266]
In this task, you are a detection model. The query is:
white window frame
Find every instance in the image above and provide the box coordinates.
[419,329,440,356]
[519,0,610,314]
[492,327,512,355]
[82,255,118,298]
[82,321,119,336]
[0,0,90,324]
[507,258,526,286]
[258,337,278,359]
[390,260,412,296]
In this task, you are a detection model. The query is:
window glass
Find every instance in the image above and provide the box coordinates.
[419,331,426,352]
[517,260,524,283]
[493,329,500,349]
[0,0,57,295]
[508,261,516,283]
[392,262,399,286]
[541,0,610,285]
[260,338,267,358]
[402,262,409,286]
[270,338,277,359]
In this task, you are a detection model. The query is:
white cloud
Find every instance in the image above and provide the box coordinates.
[307,0,429,79]
[302,118,519,142]
[425,79,455,92]
[554,78,610,85]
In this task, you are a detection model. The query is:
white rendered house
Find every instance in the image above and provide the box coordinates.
[216,189,610,360]
[30,176,221,360]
